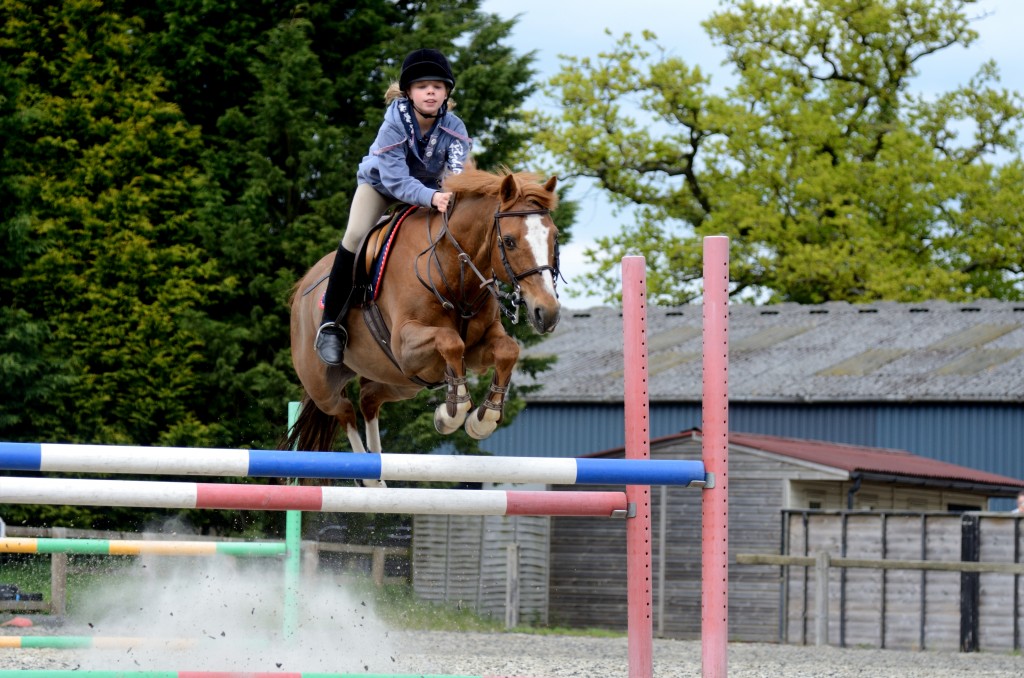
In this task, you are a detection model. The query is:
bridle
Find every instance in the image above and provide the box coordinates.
[491,208,562,321]
[416,200,561,324]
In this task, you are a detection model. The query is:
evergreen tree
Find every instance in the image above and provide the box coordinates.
[1,0,229,445]
[0,38,73,440]
[1,1,554,532]
[0,0,251,530]
[153,1,546,452]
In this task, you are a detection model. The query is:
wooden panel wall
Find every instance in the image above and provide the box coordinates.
[783,512,1023,652]
[412,513,549,623]
[549,438,790,642]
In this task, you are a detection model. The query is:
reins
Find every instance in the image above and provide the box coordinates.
[414,199,560,324]
[414,196,495,320]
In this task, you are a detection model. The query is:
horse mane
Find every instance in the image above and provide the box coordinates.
[444,168,558,210]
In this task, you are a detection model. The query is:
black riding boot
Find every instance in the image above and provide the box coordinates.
[315,245,356,366]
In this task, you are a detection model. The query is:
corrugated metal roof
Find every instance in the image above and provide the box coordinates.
[592,429,1024,490]
[520,300,1024,404]
[727,431,1024,488]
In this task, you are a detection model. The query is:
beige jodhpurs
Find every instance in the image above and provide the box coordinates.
[341,183,390,252]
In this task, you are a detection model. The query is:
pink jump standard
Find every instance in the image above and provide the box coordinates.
[623,238,729,678]
[702,236,730,678]
[622,256,653,678]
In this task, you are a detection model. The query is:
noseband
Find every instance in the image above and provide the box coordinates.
[417,203,561,323]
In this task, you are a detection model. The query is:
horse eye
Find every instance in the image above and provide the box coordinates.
[502,235,516,249]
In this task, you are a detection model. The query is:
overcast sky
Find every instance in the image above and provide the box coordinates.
[478,0,1024,308]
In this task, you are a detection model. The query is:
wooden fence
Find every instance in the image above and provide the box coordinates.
[736,510,1024,652]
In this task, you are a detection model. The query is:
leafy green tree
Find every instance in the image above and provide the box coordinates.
[531,0,1024,305]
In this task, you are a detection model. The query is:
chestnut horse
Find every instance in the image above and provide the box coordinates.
[285,169,560,480]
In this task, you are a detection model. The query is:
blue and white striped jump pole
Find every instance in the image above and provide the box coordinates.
[0,442,707,487]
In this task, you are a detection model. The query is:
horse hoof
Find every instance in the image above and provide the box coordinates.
[434,404,469,435]
[434,410,460,435]
[464,409,499,440]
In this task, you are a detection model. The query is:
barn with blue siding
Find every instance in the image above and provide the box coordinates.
[483,300,1024,506]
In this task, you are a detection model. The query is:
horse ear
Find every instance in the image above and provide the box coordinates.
[544,176,558,192]
[499,173,519,204]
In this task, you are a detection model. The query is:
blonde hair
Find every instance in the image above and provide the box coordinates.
[384,81,456,109]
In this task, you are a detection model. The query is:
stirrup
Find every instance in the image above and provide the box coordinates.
[315,322,348,366]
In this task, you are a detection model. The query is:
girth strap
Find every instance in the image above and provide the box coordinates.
[362,301,443,389]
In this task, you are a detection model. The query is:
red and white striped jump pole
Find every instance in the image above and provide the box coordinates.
[0,478,627,517]
[702,236,730,677]
[622,256,652,678]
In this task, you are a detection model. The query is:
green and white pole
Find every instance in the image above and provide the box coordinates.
[283,401,303,638]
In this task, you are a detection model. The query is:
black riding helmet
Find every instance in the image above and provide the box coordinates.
[400,48,456,92]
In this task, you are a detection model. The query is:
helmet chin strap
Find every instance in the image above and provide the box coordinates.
[412,97,449,120]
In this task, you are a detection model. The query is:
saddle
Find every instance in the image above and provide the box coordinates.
[356,205,419,302]
[301,204,439,387]
[357,205,442,388]
[302,205,418,304]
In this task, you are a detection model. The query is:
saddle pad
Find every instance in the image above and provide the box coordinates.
[369,205,418,301]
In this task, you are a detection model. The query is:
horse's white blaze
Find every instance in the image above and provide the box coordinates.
[524,215,556,296]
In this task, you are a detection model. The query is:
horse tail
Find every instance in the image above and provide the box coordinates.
[280,395,342,452]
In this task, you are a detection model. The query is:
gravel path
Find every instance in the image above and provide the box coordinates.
[3,629,1023,677]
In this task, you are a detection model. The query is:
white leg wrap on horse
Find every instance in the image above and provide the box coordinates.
[346,422,385,487]
[465,405,502,440]
[434,382,472,435]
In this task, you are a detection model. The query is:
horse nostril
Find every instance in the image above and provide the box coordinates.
[534,306,559,332]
